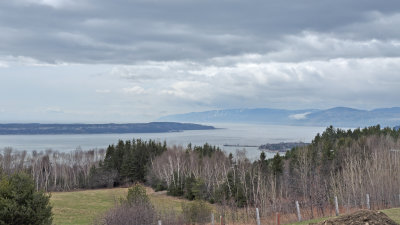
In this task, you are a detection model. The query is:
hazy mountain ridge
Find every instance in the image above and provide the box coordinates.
[158,107,400,127]
[0,122,215,135]
[159,108,318,124]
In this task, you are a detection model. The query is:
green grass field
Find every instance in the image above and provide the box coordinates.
[51,188,127,225]
[51,187,400,225]
[383,208,400,224]
[50,187,190,225]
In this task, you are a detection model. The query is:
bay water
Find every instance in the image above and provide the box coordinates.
[0,123,326,160]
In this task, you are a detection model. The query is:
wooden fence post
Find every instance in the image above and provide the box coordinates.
[295,201,302,221]
[256,208,261,225]
[220,215,223,225]
[211,213,214,225]
[366,194,370,210]
[158,220,162,225]
[276,212,280,225]
[334,196,339,216]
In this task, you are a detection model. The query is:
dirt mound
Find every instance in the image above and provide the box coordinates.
[311,210,398,225]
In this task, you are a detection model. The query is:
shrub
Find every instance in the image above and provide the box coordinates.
[95,203,156,225]
[0,172,53,225]
[182,200,212,225]
[96,183,185,225]
[96,204,187,225]
[97,184,155,225]
[126,183,151,206]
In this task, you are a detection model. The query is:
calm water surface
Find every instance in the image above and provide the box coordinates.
[0,123,326,160]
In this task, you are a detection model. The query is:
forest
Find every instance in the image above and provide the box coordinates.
[1,125,400,223]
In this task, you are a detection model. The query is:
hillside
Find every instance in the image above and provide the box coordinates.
[158,107,400,127]
[10,125,400,225]
[0,122,215,135]
[51,188,400,225]
[51,187,190,225]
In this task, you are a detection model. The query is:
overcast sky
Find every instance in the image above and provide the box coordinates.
[1,0,400,122]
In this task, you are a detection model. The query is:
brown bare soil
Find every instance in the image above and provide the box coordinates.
[311,210,398,225]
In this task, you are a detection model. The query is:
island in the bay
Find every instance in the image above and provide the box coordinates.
[259,142,309,153]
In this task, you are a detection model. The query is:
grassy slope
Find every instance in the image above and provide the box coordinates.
[380,208,400,224]
[51,188,128,225]
[51,188,189,225]
[51,188,400,225]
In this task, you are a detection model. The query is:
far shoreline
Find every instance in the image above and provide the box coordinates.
[0,122,216,135]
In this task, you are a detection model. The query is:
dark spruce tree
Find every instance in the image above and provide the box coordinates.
[0,172,53,225]
[89,138,167,188]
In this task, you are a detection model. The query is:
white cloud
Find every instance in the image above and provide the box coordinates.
[95,89,111,93]
[1,56,400,122]
[110,56,400,112]
[0,56,68,67]
[15,0,86,9]
[122,86,146,94]
[44,107,63,113]
[111,61,197,81]
[162,81,211,101]
[289,112,311,120]
[237,31,400,63]
[55,32,137,51]
[0,62,8,68]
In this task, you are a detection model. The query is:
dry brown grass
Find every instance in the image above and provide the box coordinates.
[51,187,400,225]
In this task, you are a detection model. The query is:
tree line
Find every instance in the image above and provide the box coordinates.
[89,139,167,188]
[0,139,167,191]
[0,148,105,191]
[148,125,400,222]
[1,125,400,223]
[0,139,230,192]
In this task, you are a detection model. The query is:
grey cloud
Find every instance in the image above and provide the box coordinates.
[1,56,400,122]
[1,0,400,63]
[2,0,400,122]
[336,12,400,41]
[109,57,400,113]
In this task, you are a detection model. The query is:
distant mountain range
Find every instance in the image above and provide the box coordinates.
[158,107,400,127]
[0,122,215,135]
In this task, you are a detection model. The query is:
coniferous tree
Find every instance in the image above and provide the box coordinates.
[0,172,53,225]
